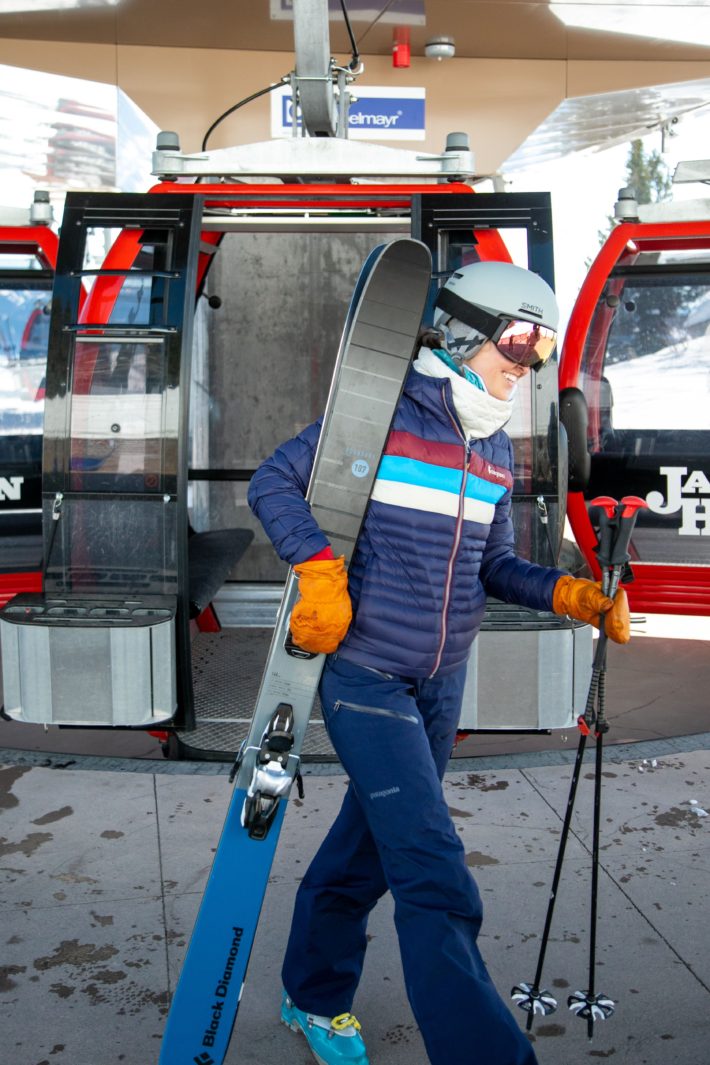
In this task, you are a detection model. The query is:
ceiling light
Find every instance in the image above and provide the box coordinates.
[424,36,455,61]
[0,0,120,12]
[551,3,710,49]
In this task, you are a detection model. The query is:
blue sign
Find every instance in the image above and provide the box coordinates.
[349,96,424,135]
[274,86,426,141]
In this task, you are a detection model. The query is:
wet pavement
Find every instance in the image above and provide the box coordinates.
[1,737,709,1065]
[1,617,708,1064]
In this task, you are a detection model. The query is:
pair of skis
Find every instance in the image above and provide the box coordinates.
[159,239,432,1064]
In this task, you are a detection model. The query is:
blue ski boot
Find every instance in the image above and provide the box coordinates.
[280,990,370,1065]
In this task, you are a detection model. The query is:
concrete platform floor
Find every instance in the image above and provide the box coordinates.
[1,615,708,1064]
[1,737,709,1065]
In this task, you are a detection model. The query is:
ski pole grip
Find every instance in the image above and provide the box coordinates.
[620,495,648,520]
[590,495,618,519]
[590,495,618,569]
[609,495,648,567]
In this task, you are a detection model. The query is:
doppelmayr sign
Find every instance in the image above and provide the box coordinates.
[271,86,426,141]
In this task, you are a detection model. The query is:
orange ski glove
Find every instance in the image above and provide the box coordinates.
[290,556,353,654]
[552,575,630,645]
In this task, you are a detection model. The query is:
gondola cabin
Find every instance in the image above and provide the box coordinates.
[0,136,589,757]
[560,178,710,617]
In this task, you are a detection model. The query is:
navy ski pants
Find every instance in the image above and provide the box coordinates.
[281,654,538,1065]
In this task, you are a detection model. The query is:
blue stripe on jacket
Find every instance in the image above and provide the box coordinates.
[377,455,508,505]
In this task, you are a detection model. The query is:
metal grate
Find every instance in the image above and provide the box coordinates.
[187,628,338,762]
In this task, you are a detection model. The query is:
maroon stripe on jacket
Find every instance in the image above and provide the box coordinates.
[384,429,465,470]
[385,430,514,490]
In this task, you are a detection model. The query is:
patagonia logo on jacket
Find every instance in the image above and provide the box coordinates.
[487,464,507,481]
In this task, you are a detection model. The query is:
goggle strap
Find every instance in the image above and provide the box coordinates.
[434,288,502,338]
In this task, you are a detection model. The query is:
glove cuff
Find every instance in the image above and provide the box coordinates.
[306,545,335,562]
[294,556,346,581]
[552,575,576,617]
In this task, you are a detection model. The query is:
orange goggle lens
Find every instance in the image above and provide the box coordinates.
[495,321,557,369]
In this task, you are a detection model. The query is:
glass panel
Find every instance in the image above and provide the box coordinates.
[44,495,178,597]
[499,228,529,268]
[187,229,404,582]
[0,65,159,205]
[0,254,44,271]
[189,480,285,583]
[442,227,529,275]
[69,336,169,493]
[581,266,710,564]
[0,283,50,433]
[505,374,534,493]
[635,249,710,267]
[83,227,173,329]
[511,498,560,570]
[189,228,402,468]
[601,272,710,431]
[443,237,483,274]
[187,472,285,584]
[83,227,124,271]
[0,280,49,570]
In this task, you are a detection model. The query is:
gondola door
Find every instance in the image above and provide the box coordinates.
[0,192,203,730]
[561,220,710,616]
[412,193,591,731]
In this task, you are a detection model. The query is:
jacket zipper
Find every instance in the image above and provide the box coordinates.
[430,387,470,677]
[333,700,418,724]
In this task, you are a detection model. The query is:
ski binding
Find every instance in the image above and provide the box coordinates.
[239,704,303,840]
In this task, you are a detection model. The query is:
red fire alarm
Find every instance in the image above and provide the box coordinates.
[393,27,411,68]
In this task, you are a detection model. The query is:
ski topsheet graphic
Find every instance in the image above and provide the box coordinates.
[159,238,432,1064]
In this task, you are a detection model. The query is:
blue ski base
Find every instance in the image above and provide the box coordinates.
[159,788,286,1064]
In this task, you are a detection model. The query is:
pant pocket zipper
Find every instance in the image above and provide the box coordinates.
[333,700,418,724]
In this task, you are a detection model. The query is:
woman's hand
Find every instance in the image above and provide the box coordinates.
[552,575,630,644]
[290,556,353,654]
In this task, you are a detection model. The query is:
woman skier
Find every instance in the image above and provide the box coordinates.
[248,259,630,1065]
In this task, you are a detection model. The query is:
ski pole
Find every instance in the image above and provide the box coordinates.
[511,724,589,1026]
[586,495,647,735]
[580,495,619,734]
[568,495,647,1038]
[590,495,618,584]
[512,496,620,1028]
[514,496,647,1033]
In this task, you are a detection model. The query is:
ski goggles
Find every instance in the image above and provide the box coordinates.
[493,319,557,370]
[435,288,557,370]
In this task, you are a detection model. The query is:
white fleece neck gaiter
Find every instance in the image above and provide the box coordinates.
[413,346,515,440]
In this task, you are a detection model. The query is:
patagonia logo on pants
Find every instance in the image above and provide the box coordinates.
[369,786,401,800]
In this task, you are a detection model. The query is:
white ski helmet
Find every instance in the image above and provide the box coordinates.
[433,260,559,370]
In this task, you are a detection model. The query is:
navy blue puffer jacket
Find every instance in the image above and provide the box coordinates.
[248,366,565,677]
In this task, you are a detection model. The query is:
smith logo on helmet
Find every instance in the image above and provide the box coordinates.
[519,302,543,318]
